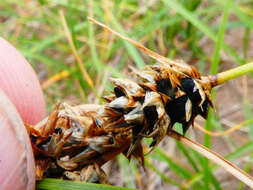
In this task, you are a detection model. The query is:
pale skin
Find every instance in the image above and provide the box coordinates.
[0,38,46,190]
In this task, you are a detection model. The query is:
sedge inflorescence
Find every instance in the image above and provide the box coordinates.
[106,62,213,153]
[29,61,213,183]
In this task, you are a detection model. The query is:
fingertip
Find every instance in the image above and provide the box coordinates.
[0,38,46,124]
[0,90,35,190]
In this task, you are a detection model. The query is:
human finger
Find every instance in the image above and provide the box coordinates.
[0,38,46,125]
[0,90,35,190]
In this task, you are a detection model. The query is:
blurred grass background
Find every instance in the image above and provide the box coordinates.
[1,0,253,189]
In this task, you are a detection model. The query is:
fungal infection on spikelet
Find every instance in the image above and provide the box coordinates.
[27,18,215,184]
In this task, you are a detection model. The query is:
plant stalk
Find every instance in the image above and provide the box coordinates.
[168,130,253,189]
[207,62,253,87]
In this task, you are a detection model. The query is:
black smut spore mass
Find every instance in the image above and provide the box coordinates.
[156,78,175,98]
[114,87,125,97]
[132,124,144,144]
[165,95,187,123]
[198,99,209,119]
[54,128,62,134]
[132,124,144,137]
[182,122,191,135]
[180,78,201,104]
[44,164,65,178]
[30,135,38,144]
[133,96,145,104]
[37,136,52,149]
[149,139,157,147]
[143,105,158,134]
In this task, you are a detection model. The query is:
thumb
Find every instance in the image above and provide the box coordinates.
[0,90,35,190]
[0,38,46,125]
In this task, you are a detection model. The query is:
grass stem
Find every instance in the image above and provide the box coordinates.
[207,62,253,87]
[168,130,253,189]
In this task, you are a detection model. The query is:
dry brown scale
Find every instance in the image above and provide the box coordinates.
[27,61,213,184]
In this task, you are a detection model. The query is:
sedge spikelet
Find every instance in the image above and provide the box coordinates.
[28,61,213,183]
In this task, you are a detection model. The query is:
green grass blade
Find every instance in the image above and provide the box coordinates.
[176,142,200,172]
[153,148,192,179]
[117,155,135,188]
[37,178,137,190]
[109,15,146,69]
[162,0,245,65]
[203,0,231,188]
[145,160,184,188]
[243,27,250,58]
[185,142,253,188]
[211,117,236,148]
[211,0,231,74]
[29,23,87,54]
[88,1,103,75]
[244,99,253,139]
[237,151,253,190]
[238,95,253,189]
[210,173,222,190]
[215,0,253,29]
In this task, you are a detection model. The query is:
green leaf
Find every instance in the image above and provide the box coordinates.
[145,160,183,187]
[37,178,137,190]
[109,15,146,69]
[117,155,135,188]
[162,0,245,65]
[185,142,253,188]
[153,148,192,179]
